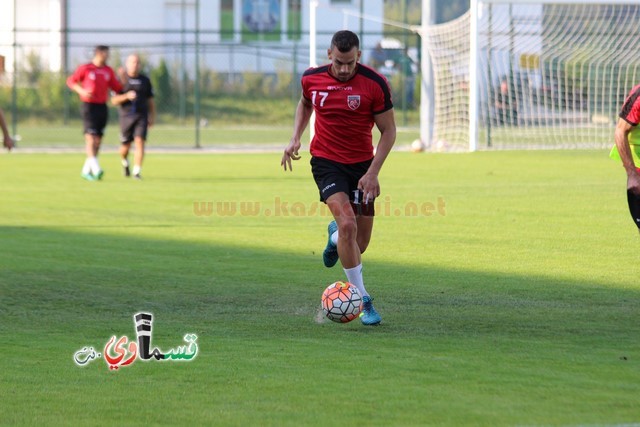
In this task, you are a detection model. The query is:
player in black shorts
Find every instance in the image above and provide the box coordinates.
[310,157,375,216]
[67,45,123,181]
[111,54,155,180]
[282,31,396,325]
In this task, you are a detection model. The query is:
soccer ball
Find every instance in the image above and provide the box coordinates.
[321,281,362,323]
[434,139,449,152]
[410,139,425,152]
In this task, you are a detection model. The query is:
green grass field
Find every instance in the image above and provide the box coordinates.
[1,148,639,426]
[11,124,420,149]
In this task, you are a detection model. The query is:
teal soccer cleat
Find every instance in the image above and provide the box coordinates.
[322,220,339,268]
[81,172,96,181]
[360,296,382,325]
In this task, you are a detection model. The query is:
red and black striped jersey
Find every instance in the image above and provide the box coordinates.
[301,63,393,164]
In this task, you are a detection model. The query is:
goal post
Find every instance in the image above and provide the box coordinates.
[424,0,640,151]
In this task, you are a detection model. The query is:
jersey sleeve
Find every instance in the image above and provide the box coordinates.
[620,87,640,126]
[66,65,85,90]
[300,67,315,101]
[371,75,393,115]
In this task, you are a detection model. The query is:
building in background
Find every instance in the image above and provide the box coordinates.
[0,0,383,75]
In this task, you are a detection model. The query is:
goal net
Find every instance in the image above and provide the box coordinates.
[425,0,640,151]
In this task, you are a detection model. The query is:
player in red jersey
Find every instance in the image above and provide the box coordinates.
[612,83,640,190]
[67,45,123,181]
[281,30,396,325]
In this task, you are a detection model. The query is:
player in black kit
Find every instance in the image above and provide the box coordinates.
[111,54,155,179]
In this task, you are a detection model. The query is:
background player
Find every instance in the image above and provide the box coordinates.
[67,45,122,181]
[612,82,640,194]
[0,107,14,151]
[281,30,396,326]
[111,54,155,180]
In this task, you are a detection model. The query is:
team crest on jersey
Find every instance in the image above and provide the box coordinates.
[347,95,361,110]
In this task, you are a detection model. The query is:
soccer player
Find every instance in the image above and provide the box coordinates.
[67,45,123,181]
[612,82,640,194]
[0,107,14,150]
[281,30,396,326]
[111,54,155,180]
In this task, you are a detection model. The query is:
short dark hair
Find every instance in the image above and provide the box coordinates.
[330,30,360,53]
[94,45,110,53]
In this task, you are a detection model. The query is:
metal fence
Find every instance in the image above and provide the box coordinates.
[0,28,420,149]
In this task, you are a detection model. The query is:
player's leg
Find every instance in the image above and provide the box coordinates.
[80,103,97,180]
[81,132,95,180]
[325,206,373,259]
[353,208,381,325]
[326,192,361,269]
[94,104,108,178]
[132,117,148,179]
[325,193,381,325]
[355,215,373,254]
[132,136,145,179]
[90,134,104,179]
[120,142,131,177]
[119,114,136,177]
[84,104,107,179]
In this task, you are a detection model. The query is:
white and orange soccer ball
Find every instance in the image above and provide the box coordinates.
[321,281,362,323]
[410,139,425,152]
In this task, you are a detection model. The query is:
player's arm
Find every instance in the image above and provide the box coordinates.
[614,117,640,194]
[70,83,91,99]
[66,69,92,100]
[110,68,124,94]
[358,109,397,202]
[281,96,313,171]
[0,107,14,151]
[111,91,136,106]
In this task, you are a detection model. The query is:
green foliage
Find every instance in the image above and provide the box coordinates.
[21,50,43,85]
[109,48,123,74]
[274,71,293,97]
[241,72,271,97]
[37,72,67,113]
[201,69,226,95]
[150,58,174,112]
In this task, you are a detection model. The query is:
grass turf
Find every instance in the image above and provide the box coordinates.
[0,150,639,426]
[10,124,420,149]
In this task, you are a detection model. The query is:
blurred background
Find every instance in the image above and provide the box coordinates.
[0,0,467,148]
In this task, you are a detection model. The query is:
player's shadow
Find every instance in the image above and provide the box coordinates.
[2,224,638,343]
[2,225,639,425]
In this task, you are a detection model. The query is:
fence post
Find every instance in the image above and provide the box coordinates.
[11,0,18,138]
[194,0,201,149]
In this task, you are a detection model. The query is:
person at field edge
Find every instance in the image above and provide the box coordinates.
[0,107,14,150]
[111,54,155,180]
[612,82,640,194]
[281,30,396,326]
[495,77,517,126]
[67,45,123,181]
